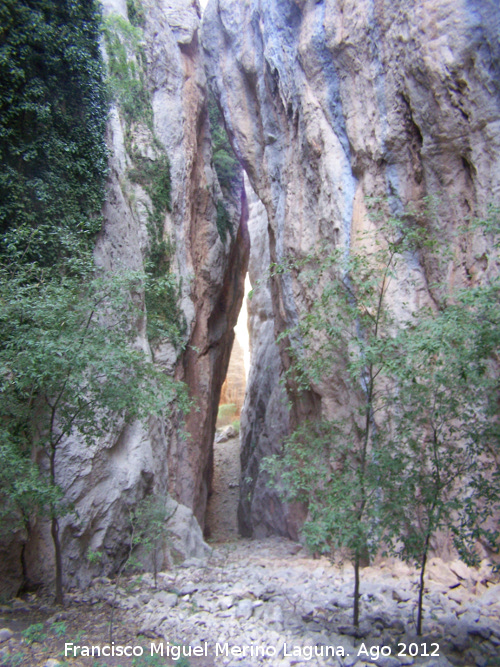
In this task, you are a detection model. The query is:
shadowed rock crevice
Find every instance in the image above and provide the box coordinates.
[0,0,251,597]
[202,0,500,541]
[176,186,249,531]
[1,0,500,601]
[237,176,306,540]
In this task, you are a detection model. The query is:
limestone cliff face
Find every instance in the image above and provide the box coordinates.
[15,0,248,594]
[202,0,500,537]
[238,175,306,538]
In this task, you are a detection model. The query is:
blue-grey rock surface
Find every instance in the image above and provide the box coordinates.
[202,0,500,537]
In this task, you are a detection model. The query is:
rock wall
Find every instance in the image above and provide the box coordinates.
[10,0,248,595]
[238,175,305,538]
[202,0,500,537]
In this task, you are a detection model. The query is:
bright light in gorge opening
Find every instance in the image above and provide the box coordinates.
[216,273,250,429]
[235,273,251,381]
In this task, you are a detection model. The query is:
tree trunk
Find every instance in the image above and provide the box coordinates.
[19,517,33,593]
[18,542,28,594]
[51,515,64,605]
[49,440,64,605]
[353,552,360,627]
[416,535,430,636]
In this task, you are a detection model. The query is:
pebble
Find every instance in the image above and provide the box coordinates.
[235,599,253,619]
[153,590,178,607]
[479,583,500,605]
[74,537,499,667]
[0,628,13,643]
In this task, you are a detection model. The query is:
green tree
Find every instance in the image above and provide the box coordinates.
[265,217,426,627]
[0,0,189,607]
[131,494,177,588]
[384,218,500,635]
[267,207,500,633]
[0,267,187,604]
[0,433,59,589]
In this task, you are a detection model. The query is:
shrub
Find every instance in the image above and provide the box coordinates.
[217,403,238,427]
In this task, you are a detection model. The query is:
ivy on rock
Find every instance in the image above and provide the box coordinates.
[208,94,239,242]
[0,0,188,603]
[103,7,185,347]
[0,0,108,274]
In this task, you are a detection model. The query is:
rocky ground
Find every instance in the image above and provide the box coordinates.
[205,432,241,542]
[1,537,499,667]
[1,433,499,667]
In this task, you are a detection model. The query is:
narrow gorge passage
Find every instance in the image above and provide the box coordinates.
[206,277,250,541]
[205,433,241,541]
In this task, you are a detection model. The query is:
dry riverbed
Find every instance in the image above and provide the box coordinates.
[1,537,499,667]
